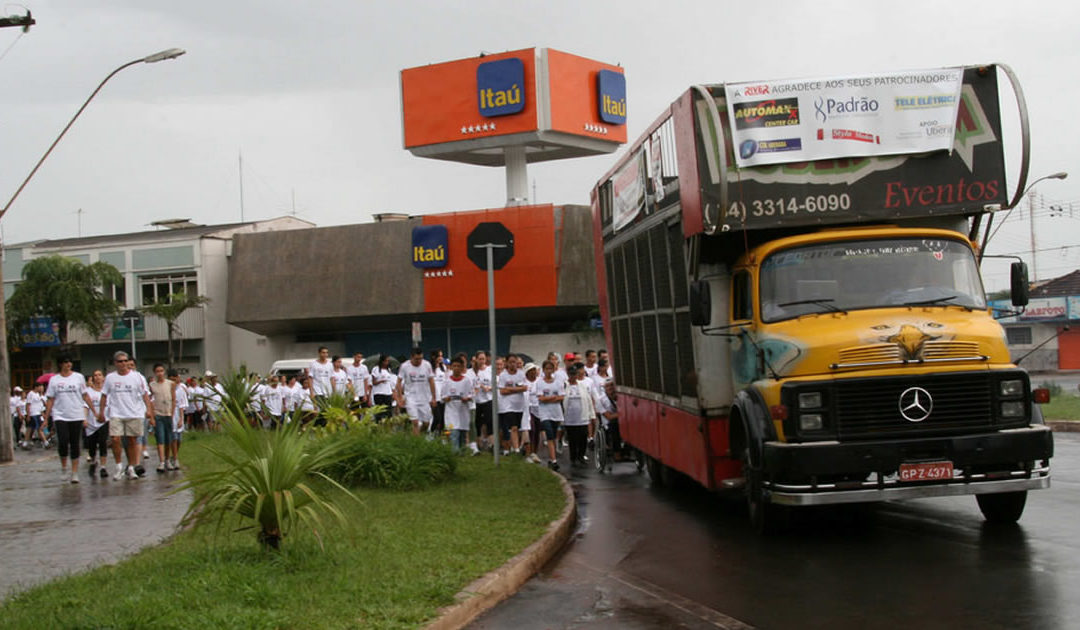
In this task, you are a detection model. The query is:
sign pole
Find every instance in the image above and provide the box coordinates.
[486,244,499,467]
[129,316,137,360]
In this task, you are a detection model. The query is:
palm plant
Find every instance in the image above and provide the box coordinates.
[141,291,210,368]
[177,409,359,550]
[214,368,262,422]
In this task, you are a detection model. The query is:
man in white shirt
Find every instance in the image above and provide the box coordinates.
[202,371,225,431]
[346,352,372,407]
[471,352,493,451]
[308,346,334,398]
[396,347,436,435]
[497,354,529,455]
[101,351,153,481]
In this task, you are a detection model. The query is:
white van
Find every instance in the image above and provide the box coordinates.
[269,358,314,379]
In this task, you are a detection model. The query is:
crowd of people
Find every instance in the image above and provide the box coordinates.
[9,345,620,482]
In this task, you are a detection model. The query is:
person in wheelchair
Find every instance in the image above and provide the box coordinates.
[596,381,623,457]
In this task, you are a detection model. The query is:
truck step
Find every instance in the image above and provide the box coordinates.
[721,477,746,490]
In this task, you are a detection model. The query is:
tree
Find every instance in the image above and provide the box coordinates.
[141,291,210,368]
[6,255,123,346]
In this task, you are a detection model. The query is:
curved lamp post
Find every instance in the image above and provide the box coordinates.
[0,48,185,462]
[980,171,1068,264]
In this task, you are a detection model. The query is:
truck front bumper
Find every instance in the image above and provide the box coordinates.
[761,425,1053,506]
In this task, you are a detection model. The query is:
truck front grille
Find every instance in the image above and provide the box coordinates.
[833,372,993,439]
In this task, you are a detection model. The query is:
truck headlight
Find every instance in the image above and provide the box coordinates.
[1000,401,1024,418]
[799,413,824,431]
[1000,380,1024,398]
[798,392,823,409]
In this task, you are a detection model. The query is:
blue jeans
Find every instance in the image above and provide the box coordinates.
[153,415,174,446]
[451,429,469,451]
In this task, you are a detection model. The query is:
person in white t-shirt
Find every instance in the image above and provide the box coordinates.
[346,352,372,407]
[522,363,541,462]
[84,370,109,479]
[44,356,93,483]
[430,349,447,434]
[598,349,614,382]
[101,351,154,481]
[308,346,334,398]
[583,350,599,379]
[497,354,528,455]
[470,352,493,452]
[563,363,596,468]
[442,355,474,451]
[26,383,47,446]
[397,348,436,435]
[202,372,225,431]
[169,369,188,469]
[330,356,350,396]
[295,375,317,422]
[260,375,286,428]
[535,360,566,471]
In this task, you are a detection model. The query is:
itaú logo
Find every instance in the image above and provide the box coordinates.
[898,387,933,422]
[476,58,525,117]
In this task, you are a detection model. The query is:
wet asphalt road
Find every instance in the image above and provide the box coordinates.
[472,434,1080,630]
[0,449,190,601]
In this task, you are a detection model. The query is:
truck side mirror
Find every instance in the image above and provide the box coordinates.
[690,280,711,326]
[1011,262,1030,307]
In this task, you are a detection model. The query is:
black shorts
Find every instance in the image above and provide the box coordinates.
[498,411,522,440]
[475,401,493,434]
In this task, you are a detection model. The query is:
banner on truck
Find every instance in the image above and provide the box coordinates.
[725,68,964,167]
[612,148,646,232]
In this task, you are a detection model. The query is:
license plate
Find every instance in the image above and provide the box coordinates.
[899,461,953,482]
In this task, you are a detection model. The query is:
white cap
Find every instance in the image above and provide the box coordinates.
[13,386,22,392]
[524,362,539,373]
[204,370,216,378]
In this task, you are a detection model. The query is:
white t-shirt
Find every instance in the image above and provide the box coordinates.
[296,387,315,412]
[204,382,225,412]
[309,359,334,396]
[84,387,106,435]
[497,369,528,414]
[9,395,18,416]
[103,371,150,420]
[26,390,45,416]
[261,384,285,416]
[346,363,371,398]
[442,373,474,431]
[432,366,447,400]
[398,360,435,404]
[563,380,590,426]
[472,366,493,404]
[595,390,616,428]
[535,377,565,422]
[370,366,395,396]
[16,396,26,417]
[173,383,189,431]
[46,372,88,422]
[330,368,350,394]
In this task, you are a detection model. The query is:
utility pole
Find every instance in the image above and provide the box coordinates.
[1028,189,1038,282]
[0,11,34,30]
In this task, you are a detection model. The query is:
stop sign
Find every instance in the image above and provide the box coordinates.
[467,222,515,271]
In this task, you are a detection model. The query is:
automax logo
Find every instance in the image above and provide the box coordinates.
[732,98,799,130]
[477,58,525,117]
[597,69,627,125]
[412,225,449,269]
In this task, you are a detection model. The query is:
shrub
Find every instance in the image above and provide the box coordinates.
[322,432,458,491]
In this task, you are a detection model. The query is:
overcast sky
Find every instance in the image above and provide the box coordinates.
[1,0,1077,290]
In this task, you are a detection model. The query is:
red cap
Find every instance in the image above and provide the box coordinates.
[564,352,575,360]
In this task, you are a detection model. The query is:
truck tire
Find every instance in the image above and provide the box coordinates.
[743,446,787,535]
[646,456,665,486]
[976,491,1028,524]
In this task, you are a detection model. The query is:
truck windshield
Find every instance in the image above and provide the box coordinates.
[759,237,986,323]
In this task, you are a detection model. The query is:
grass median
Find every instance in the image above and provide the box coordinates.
[0,431,566,629]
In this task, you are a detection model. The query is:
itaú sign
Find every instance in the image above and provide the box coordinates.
[477,57,525,117]
[412,225,448,269]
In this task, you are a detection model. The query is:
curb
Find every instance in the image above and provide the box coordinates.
[423,469,577,630]
[1047,421,1080,432]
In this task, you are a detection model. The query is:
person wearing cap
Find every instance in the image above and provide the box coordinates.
[10,386,24,449]
[202,370,224,431]
[101,351,154,481]
[522,362,542,462]
[43,355,93,483]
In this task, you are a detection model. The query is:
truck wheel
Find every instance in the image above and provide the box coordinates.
[976,491,1028,524]
[646,456,665,486]
[743,447,785,535]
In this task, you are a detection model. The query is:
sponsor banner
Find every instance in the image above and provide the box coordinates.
[650,134,664,205]
[19,316,60,348]
[612,148,646,232]
[725,68,963,167]
[994,297,1069,323]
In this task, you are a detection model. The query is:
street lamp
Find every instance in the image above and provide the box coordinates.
[0,48,186,463]
[980,171,1068,262]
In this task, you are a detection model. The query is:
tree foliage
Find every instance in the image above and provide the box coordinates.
[6,255,123,345]
[141,291,210,367]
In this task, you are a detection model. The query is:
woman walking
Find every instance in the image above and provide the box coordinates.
[562,363,595,468]
[84,370,109,479]
[43,356,91,483]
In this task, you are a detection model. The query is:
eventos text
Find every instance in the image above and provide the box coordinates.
[884,178,1000,208]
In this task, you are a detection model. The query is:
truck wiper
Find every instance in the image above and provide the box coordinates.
[776,298,845,313]
[902,295,958,306]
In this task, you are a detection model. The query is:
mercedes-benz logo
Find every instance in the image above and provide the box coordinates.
[899,387,933,422]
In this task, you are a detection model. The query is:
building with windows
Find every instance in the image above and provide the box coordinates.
[3,216,312,384]
[992,269,1080,371]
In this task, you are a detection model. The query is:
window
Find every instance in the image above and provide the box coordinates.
[732,270,753,321]
[1006,327,1033,346]
[140,272,197,305]
[105,278,125,304]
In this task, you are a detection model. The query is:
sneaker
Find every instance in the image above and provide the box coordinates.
[113,464,125,481]
[88,461,97,476]
[100,467,109,479]
[70,473,79,484]
[143,450,150,460]
[556,442,563,455]
[126,466,139,480]
[134,465,146,478]
[529,453,542,464]
[86,455,94,463]
[172,458,180,470]
[61,469,70,482]
[156,462,165,473]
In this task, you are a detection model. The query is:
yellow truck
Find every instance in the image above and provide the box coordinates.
[591,64,1053,532]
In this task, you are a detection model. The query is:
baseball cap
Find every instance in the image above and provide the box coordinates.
[13,386,22,392]
[204,370,216,377]
[524,362,538,373]
[563,352,575,360]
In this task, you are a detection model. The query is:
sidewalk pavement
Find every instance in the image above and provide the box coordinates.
[0,447,190,602]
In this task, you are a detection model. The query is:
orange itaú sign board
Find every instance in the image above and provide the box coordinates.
[400,48,626,162]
